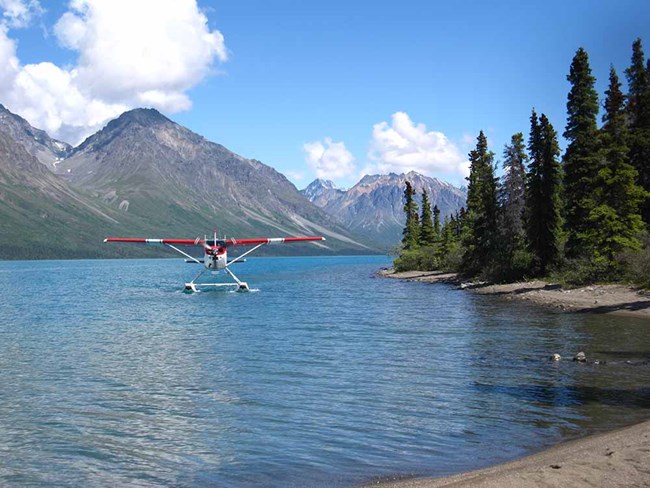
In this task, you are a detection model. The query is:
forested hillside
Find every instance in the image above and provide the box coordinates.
[394,39,650,287]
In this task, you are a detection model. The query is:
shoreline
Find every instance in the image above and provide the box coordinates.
[372,268,650,487]
[379,269,650,319]
[364,420,650,487]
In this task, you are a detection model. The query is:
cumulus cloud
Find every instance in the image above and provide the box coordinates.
[0,0,227,144]
[364,112,470,181]
[303,137,356,180]
[0,0,42,28]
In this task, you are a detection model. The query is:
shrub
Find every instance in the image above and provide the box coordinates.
[482,248,534,282]
[619,235,650,288]
[439,244,463,272]
[393,246,440,272]
[549,257,614,285]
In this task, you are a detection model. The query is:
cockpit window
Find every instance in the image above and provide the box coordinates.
[205,239,226,246]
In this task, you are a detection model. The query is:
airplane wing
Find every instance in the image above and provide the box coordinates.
[225,236,326,246]
[104,236,326,246]
[104,237,205,246]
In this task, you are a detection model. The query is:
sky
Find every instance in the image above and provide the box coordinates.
[1,0,649,189]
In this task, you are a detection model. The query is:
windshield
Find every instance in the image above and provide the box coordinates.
[205,239,226,247]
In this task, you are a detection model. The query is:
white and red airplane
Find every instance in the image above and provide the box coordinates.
[104,230,326,292]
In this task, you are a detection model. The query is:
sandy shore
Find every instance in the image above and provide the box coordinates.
[379,269,650,319]
[364,420,650,487]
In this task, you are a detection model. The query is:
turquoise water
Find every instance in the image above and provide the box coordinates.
[0,255,648,487]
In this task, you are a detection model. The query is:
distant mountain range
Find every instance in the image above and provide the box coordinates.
[0,105,372,259]
[301,172,466,248]
[0,104,466,259]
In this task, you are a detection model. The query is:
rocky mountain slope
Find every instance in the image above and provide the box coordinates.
[0,125,138,259]
[0,104,71,166]
[302,171,466,248]
[301,178,345,207]
[0,106,373,259]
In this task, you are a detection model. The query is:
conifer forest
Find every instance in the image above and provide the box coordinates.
[395,39,650,287]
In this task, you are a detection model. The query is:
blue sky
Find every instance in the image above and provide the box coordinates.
[2,0,650,189]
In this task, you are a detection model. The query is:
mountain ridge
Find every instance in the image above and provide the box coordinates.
[0,104,71,167]
[0,106,375,258]
[302,171,466,249]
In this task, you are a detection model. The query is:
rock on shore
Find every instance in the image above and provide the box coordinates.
[380,269,650,319]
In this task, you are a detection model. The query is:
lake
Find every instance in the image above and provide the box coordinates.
[0,255,648,487]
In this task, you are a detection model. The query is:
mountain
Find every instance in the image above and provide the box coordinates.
[0,106,376,259]
[0,122,141,259]
[302,171,466,249]
[47,108,372,255]
[301,178,345,207]
[0,104,71,166]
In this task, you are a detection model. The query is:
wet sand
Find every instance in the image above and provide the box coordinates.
[380,269,650,319]
[364,420,650,487]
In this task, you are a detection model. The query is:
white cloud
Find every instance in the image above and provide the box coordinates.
[54,0,227,107]
[303,137,356,180]
[364,112,470,181]
[0,0,227,144]
[0,0,42,28]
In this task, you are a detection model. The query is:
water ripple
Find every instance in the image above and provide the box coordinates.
[0,256,648,487]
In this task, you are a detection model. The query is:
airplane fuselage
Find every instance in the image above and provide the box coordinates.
[205,246,227,270]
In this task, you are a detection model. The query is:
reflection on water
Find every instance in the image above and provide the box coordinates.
[0,256,648,487]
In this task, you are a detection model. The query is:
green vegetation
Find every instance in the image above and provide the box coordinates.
[418,189,437,246]
[394,39,650,286]
[526,111,563,275]
[563,47,601,258]
[462,130,498,276]
[401,180,420,250]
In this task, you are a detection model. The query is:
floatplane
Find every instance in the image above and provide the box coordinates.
[104,230,325,292]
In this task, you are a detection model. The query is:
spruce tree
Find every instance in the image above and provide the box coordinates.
[456,208,466,238]
[563,47,600,257]
[589,66,645,272]
[438,216,448,257]
[401,181,419,250]
[625,38,650,223]
[526,110,543,268]
[625,39,649,126]
[433,205,441,240]
[499,132,528,253]
[462,131,498,274]
[526,111,563,274]
[437,214,461,269]
[419,189,436,245]
[537,114,563,272]
[438,215,452,260]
